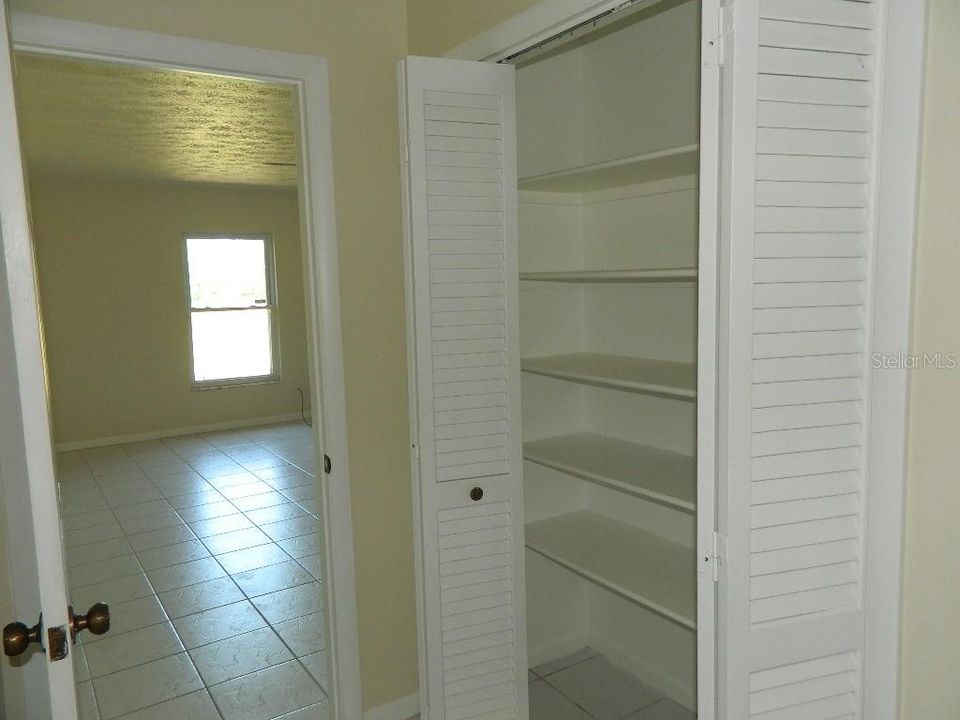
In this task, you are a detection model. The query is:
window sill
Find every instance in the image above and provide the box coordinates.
[191,374,281,391]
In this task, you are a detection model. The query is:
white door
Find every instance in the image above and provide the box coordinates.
[0,1,80,717]
[718,2,887,717]
[398,56,528,719]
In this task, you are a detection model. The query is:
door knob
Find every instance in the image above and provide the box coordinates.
[3,616,42,657]
[69,603,109,643]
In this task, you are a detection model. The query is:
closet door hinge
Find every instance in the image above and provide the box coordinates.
[704,5,730,70]
[709,531,726,583]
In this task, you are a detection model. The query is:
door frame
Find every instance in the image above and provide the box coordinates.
[6,12,362,719]
[442,0,927,718]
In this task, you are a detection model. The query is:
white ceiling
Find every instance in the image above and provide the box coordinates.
[14,54,298,187]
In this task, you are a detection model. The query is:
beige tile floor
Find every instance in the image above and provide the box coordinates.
[58,422,329,720]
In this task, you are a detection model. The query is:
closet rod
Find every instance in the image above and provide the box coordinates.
[500,0,662,65]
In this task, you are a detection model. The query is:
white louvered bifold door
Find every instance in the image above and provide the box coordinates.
[398,57,527,720]
[719,2,886,718]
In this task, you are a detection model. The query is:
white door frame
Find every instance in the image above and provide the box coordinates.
[7,13,362,719]
[862,3,926,717]
[442,0,927,717]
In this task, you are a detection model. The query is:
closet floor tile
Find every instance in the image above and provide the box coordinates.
[544,656,662,720]
[529,680,591,720]
[532,647,598,678]
[623,699,697,720]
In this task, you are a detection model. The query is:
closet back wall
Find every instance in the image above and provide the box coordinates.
[29,177,309,446]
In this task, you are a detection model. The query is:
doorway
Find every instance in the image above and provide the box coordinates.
[17,53,328,720]
[1,13,360,720]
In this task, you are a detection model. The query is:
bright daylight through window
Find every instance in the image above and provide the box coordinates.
[185,236,277,385]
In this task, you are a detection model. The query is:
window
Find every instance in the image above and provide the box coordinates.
[184,235,279,386]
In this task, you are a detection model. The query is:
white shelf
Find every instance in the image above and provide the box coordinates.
[524,433,695,512]
[521,353,696,399]
[518,144,699,193]
[525,511,696,629]
[520,268,697,284]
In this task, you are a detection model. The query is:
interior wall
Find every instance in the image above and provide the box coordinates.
[28,177,308,446]
[899,0,960,717]
[407,0,539,56]
[9,0,414,711]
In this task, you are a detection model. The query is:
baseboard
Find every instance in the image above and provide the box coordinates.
[527,630,588,669]
[363,692,420,720]
[54,413,308,452]
[589,630,695,711]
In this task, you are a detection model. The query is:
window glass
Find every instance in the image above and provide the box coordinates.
[186,237,268,309]
[185,236,276,384]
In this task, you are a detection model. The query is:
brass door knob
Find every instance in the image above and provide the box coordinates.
[3,617,42,657]
[69,603,110,643]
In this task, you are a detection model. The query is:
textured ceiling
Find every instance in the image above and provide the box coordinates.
[14,54,298,187]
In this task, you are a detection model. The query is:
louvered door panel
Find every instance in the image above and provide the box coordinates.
[400,56,527,720]
[721,2,884,718]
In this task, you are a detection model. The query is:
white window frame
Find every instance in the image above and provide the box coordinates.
[183,233,282,389]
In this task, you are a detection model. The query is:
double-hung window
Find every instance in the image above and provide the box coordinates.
[184,235,279,386]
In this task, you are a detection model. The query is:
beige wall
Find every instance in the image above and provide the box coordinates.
[899,1,960,717]
[407,0,538,55]
[28,178,308,445]
[10,0,416,710]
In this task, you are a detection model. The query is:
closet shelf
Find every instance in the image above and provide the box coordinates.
[518,144,699,193]
[525,511,696,629]
[520,268,697,284]
[521,353,696,399]
[524,433,695,512]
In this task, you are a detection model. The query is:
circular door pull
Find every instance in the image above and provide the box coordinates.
[470,487,484,501]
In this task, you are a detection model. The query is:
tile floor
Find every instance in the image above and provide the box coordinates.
[404,649,695,720]
[527,649,695,720]
[57,422,329,720]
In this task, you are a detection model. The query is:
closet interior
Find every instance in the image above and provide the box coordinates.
[515,0,701,709]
